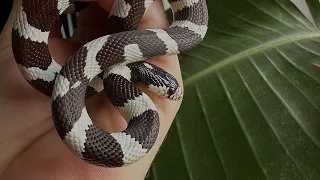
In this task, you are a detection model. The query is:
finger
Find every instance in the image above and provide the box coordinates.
[74,0,114,12]
[139,0,183,114]
[131,2,183,174]
[49,1,111,65]
[76,2,108,27]
[48,38,77,65]
[86,91,128,132]
[138,0,170,30]
[88,0,182,133]
[97,0,114,11]
[72,0,127,132]
[70,1,111,47]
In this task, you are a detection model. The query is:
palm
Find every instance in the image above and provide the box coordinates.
[0,0,182,179]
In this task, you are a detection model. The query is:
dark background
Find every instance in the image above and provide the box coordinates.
[0,0,13,33]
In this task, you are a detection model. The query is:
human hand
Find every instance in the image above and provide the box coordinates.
[0,0,183,179]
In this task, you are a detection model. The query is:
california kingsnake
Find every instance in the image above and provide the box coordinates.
[12,0,208,167]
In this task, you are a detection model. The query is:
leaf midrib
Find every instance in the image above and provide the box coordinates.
[184,31,320,87]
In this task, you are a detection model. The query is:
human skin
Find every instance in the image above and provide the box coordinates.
[0,0,183,179]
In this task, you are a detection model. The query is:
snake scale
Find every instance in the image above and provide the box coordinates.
[12,0,208,167]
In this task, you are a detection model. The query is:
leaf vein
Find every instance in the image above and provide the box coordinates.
[175,117,194,180]
[185,32,320,86]
[264,53,320,111]
[251,59,320,149]
[272,0,314,30]
[276,49,320,84]
[217,71,268,180]
[244,0,296,30]
[235,63,306,179]
[195,84,230,180]
[211,28,262,43]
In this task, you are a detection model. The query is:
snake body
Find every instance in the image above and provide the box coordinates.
[12,0,208,167]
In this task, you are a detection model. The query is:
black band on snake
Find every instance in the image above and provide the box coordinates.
[12,0,208,167]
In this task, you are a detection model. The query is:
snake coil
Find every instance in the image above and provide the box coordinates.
[12,0,208,167]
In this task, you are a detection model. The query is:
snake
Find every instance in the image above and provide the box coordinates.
[12,0,208,167]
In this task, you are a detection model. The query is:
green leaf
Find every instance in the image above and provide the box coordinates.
[306,0,320,28]
[147,0,320,179]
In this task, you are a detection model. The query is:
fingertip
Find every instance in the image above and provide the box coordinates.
[71,2,109,47]
[76,0,114,11]
[86,92,128,132]
[137,0,183,115]
[146,55,184,111]
[48,38,76,65]
[98,0,114,12]
[138,0,169,29]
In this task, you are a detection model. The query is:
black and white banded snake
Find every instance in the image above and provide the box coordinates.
[12,0,208,167]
